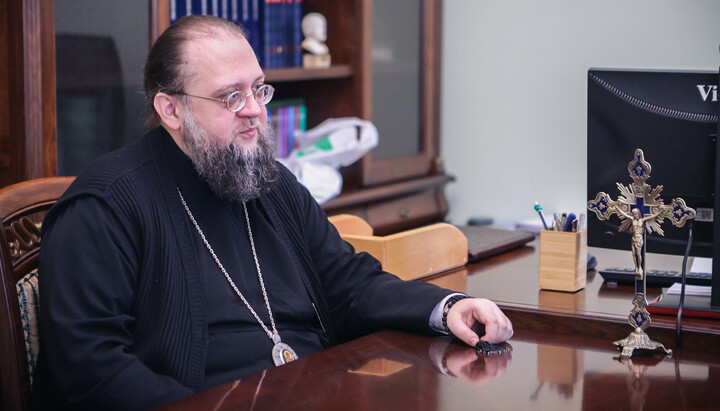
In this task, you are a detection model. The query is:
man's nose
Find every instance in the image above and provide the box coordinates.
[236,95,263,118]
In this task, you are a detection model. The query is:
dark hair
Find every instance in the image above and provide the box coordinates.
[143,15,247,128]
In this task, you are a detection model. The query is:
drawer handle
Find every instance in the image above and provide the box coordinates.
[399,207,410,219]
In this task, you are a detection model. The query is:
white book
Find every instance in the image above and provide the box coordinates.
[666,283,712,297]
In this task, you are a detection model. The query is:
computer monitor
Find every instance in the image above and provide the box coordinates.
[586,68,719,304]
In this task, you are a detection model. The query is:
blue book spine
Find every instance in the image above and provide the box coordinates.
[170,0,177,23]
[277,105,284,157]
[277,0,286,68]
[292,0,302,67]
[245,0,261,65]
[231,0,239,23]
[259,0,270,68]
[278,0,287,68]
[285,105,297,157]
[267,0,275,68]
[172,0,189,23]
[238,0,251,38]
[281,106,289,157]
[284,0,292,67]
[269,0,278,68]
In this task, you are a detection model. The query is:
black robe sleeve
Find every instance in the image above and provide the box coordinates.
[36,197,193,410]
[285,173,453,341]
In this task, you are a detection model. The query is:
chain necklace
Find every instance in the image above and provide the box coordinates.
[177,188,298,366]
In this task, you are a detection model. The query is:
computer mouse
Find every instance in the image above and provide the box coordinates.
[587,253,597,271]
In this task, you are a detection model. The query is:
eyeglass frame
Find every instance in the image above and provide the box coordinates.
[174,84,275,113]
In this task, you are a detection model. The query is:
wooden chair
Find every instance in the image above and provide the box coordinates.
[0,177,74,411]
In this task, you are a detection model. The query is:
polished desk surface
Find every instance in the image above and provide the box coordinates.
[157,329,720,410]
[428,240,720,355]
[158,240,720,410]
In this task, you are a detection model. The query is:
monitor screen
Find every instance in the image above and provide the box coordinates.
[587,68,718,259]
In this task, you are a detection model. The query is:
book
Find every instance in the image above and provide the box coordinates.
[666,283,712,297]
[282,0,303,67]
[292,0,303,67]
[260,0,273,67]
[267,99,306,158]
[170,0,192,24]
[171,0,229,23]
[169,0,302,69]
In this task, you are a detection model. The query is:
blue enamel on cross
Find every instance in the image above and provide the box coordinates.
[587,149,695,357]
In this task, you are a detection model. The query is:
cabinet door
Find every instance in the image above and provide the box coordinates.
[362,0,442,186]
[55,0,150,176]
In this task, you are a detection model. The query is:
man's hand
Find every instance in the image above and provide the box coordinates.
[446,298,513,346]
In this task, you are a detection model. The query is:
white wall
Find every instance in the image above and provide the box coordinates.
[441,0,720,227]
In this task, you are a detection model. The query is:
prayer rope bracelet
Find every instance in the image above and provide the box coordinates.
[441,294,471,335]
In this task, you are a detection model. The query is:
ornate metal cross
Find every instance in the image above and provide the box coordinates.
[587,148,695,357]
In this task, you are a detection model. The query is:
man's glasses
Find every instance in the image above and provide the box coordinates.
[179,84,274,112]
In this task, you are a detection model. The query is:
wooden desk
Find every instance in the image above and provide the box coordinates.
[157,329,720,410]
[424,239,720,356]
[158,241,720,410]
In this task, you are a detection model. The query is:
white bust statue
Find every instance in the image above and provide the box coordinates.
[301,12,329,56]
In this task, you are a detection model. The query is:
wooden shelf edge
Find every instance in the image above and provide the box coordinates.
[322,173,454,211]
[266,65,353,82]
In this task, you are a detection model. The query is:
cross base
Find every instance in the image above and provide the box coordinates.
[614,327,672,358]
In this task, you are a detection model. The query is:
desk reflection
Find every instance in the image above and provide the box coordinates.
[425,267,468,293]
[536,344,583,399]
[428,338,513,386]
[158,331,720,410]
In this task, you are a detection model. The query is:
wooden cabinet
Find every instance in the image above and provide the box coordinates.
[319,0,450,235]
[283,0,451,235]
[0,1,57,187]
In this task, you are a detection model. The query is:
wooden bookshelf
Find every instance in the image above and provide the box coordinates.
[3,0,450,235]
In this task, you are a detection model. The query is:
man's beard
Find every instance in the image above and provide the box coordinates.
[181,110,279,202]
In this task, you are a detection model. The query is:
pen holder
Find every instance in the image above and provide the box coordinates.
[538,230,587,292]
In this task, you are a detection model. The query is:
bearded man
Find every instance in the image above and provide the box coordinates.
[33,15,512,411]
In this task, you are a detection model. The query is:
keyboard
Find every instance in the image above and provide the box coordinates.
[599,267,712,288]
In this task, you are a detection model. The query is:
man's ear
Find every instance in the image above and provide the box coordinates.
[153,92,183,131]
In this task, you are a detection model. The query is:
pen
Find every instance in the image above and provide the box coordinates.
[563,213,576,232]
[534,202,549,230]
[577,213,585,232]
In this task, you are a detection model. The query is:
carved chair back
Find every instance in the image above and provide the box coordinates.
[0,177,74,411]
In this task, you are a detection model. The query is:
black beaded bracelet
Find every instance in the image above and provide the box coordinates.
[441,294,470,334]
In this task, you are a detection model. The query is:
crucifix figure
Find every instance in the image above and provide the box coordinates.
[617,207,661,277]
[587,148,695,357]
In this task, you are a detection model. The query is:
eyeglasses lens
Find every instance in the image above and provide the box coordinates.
[227,86,274,112]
